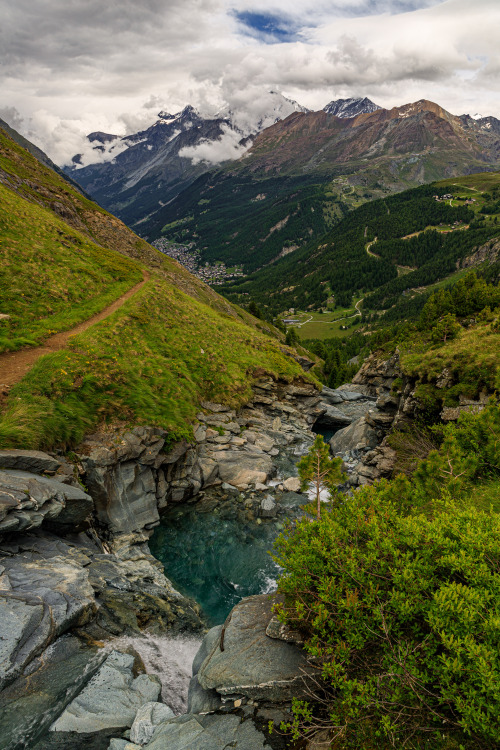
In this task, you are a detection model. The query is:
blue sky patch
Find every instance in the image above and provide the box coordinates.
[232,11,303,43]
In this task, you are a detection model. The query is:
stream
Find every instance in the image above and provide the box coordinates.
[150,488,305,627]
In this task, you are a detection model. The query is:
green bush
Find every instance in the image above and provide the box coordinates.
[273,405,500,748]
[274,489,500,748]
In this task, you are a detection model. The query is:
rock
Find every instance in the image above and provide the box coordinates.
[329,418,379,455]
[318,387,343,405]
[282,477,301,493]
[108,741,141,750]
[338,391,365,401]
[0,553,96,690]
[145,712,271,750]
[364,409,395,428]
[285,385,317,397]
[316,405,352,426]
[159,440,191,465]
[187,674,223,714]
[1,469,93,533]
[197,594,315,702]
[51,651,161,734]
[217,452,274,489]
[0,470,93,537]
[84,460,159,539]
[0,450,60,474]
[265,616,303,645]
[259,495,276,518]
[192,626,223,677]
[130,701,174,745]
[375,393,399,411]
[201,401,231,413]
[0,636,106,750]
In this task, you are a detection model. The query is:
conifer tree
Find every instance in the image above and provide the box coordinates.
[297,435,344,520]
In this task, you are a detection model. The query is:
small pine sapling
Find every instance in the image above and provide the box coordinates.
[297,434,344,519]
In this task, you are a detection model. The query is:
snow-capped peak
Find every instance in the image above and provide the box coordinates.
[323,97,381,119]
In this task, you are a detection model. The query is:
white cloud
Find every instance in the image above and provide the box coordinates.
[179,124,250,165]
[1,0,500,165]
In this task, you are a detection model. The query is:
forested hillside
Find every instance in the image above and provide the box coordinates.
[221,179,500,316]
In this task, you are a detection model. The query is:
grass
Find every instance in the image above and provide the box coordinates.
[0,278,311,450]
[280,300,363,340]
[401,319,499,401]
[0,182,142,352]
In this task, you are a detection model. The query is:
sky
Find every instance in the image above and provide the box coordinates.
[1,0,499,166]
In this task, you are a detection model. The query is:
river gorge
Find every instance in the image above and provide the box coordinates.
[0,358,406,750]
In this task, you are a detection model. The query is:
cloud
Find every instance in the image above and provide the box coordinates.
[178,124,250,165]
[2,0,500,165]
[0,106,25,132]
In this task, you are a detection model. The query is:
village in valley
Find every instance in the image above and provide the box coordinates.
[152,238,245,285]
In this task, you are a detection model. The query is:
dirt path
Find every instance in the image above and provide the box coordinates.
[366,237,379,258]
[0,269,150,390]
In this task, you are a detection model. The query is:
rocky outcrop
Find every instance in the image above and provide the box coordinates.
[50,651,161,734]
[0,375,321,749]
[0,469,93,535]
[76,376,320,548]
[196,594,314,703]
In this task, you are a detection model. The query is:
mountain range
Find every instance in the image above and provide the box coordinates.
[64,97,500,265]
[63,95,381,228]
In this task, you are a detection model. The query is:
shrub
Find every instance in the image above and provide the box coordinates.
[274,489,500,749]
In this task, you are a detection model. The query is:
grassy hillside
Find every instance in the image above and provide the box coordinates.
[0,126,312,450]
[0,181,142,352]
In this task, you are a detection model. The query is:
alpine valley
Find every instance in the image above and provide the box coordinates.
[0,84,500,750]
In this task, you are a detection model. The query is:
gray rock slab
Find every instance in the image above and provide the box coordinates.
[317,405,352,426]
[0,450,60,474]
[146,713,271,750]
[187,674,222,714]
[50,651,161,733]
[2,470,93,532]
[129,701,174,745]
[192,626,223,677]
[318,387,343,405]
[0,636,106,750]
[329,417,379,455]
[0,555,96,690]
[84,460,159,537]
[197,594,315,702]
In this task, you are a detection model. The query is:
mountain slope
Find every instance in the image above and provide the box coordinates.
[142,100,500,271]
[219,175,500,317]
[0,124,311,450]
[63,92,310,231]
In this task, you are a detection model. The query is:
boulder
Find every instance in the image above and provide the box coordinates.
[50,651,161,734]
[2,469,93,533]
[197,594,315,702]
[317,387,343,405]
[0,449,60,474]
[0,554,96,690]
[317,405,352,426]
[129,701,174,745]
[259,495,277,518]
[186,674,222,714]
[217,452,274,489]
[329,417,379,455]
[145,713,271,750]
[282,477,301,493]
[0,470,93,537]
[0,636,106,750]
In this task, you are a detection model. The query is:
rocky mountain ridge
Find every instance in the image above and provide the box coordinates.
[323,96,381,118]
